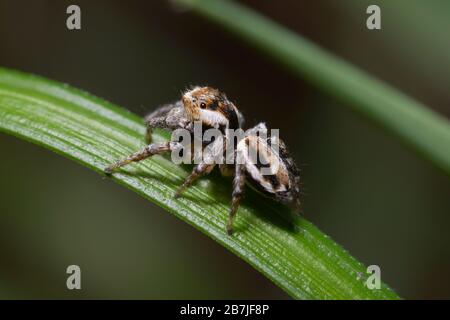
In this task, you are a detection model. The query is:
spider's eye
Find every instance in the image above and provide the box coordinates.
[200,102,207,109]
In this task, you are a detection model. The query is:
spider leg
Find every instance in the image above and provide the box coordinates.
[174,162,215,198]
[104,142,178,174]
[219,164,234,177]
[227,163,245,235]
[144,101,185,143]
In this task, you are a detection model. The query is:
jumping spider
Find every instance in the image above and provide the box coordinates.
[105,87,301,235]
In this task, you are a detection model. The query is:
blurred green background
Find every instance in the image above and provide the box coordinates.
[0,0,449,299]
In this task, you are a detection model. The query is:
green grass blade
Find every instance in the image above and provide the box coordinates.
[174,0,450,175]
[0,68,399,299]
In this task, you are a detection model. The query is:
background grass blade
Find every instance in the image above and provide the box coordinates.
[0,68,399,299]
[174,0,450,175]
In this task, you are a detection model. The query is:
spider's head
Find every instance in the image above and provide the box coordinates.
[182,86,243,130]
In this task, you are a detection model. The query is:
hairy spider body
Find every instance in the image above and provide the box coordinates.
[105,86,301,235]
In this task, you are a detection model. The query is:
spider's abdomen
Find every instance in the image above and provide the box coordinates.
[237,135,291,197]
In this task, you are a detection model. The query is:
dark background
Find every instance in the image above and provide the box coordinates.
[0,0,449,299]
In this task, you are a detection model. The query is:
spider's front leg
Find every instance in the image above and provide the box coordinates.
[227,163,246,235]
[104,142,180,174]
[144,101,187,144]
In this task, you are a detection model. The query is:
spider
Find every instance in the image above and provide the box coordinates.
[105,87,301,235]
